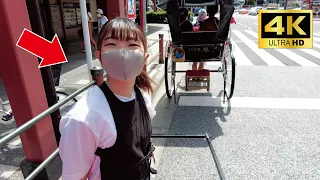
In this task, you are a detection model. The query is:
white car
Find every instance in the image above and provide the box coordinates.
[248,7,262,15]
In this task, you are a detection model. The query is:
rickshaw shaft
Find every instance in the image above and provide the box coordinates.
[175,70,222,73]
[151,133,226,180]
[151,134,206,138]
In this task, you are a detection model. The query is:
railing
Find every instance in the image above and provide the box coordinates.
[0,34,165,179]
[0,67,105,179]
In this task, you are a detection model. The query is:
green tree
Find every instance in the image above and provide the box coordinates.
[247,0,256,5]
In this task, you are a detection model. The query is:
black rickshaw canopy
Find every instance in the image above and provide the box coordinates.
[165,0,235,43]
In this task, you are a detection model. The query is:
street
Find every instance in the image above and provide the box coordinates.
[0,13,319,179]
[151,14,320,179]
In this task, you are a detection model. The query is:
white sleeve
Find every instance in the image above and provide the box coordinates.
[103,16,108,24]
[141,91,156,120]
[59,118,99,180]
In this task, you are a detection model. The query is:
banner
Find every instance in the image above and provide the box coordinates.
[127,0,136,19]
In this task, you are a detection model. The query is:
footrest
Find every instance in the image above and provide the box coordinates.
[186,69,210,77]
[185,70,210,91]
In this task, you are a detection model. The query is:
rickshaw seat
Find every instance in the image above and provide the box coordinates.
[179,31,223,61]
[181,31,218,45]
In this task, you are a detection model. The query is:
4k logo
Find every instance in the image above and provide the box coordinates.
[258,10,313,48]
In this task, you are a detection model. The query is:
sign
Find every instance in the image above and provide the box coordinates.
[127,0,136,19]
[16,29,67,68]
[258,10,313,48]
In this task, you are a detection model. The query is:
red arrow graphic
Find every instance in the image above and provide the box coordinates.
[16,28,67,68]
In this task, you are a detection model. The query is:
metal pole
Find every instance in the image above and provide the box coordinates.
[79,0,93,80]
[91,67,105,86]
[0,81,95,147]
[284,0,288,9]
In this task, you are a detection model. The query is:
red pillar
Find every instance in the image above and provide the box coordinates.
[106,0,125,19]
[140,0,146,34]
[153,0,157,12]
[0,0,57,162]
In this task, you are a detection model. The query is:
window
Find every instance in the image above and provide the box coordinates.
[62,3,89,29]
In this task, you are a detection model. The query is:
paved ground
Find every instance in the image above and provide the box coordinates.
[152,14,320,180]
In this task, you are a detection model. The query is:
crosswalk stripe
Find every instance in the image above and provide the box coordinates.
[299,49,320,59]
[245,30,319,67]
[313,42,320,49]
[314,36,320,42]
[232,40,254,66]
[232,30,285,66]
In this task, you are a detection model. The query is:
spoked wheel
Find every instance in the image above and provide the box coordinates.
[223,40,236,100]
[56,91,78,115]
[164,41,176,99]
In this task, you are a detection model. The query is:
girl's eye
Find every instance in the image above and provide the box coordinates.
[129,44,140,47]
[105,43,116,46]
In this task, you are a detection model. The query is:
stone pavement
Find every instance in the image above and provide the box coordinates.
[0,23,171,179]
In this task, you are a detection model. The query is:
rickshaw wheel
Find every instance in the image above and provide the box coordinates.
[165,41,175,98]
[223,41,236,99]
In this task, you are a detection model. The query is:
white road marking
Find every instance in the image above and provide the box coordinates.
[232,41,254,66]
[179,96,320,110]
[245,30,319,67]
[232,30,285,66]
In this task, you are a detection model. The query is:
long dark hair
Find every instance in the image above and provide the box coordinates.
[97,17,154,94]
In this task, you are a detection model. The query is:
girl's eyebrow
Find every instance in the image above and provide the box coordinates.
[104,37,112,41]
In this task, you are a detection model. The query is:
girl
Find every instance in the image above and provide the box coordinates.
[59,17,157,180]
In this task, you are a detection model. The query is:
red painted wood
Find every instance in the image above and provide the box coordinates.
[186,69,210,77]
[0,0,57,162]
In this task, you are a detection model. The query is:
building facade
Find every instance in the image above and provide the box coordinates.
[49,0,98,42]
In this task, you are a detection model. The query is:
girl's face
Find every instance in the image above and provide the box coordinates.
[101,38,145,54]
[96,37,149,62]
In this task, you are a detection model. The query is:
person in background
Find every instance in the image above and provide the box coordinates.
[194,9,207,27]
[96,8,108,34]
[192,9,207,71]
[200,5,219,31]
[179,8,193,32]
[82,12,97,53]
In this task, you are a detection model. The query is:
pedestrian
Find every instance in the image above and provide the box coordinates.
[194,9,207,27]
[192,9,207,72]
[59,17,157,180]
[96,8,108,34]
[82,12,97,53]
[200,5,219,31]
[179,8,193,32]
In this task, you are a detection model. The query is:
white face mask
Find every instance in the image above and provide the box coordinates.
[97,14,102,18]
[101,49,145,81]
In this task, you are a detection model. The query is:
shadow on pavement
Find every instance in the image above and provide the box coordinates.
[152,75,232,148]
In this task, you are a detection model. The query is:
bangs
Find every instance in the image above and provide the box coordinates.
[105,22,143,42]
[98,18,146,50]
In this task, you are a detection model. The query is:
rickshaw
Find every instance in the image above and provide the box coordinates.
[164,0,236,103]
[149,1,235,179]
